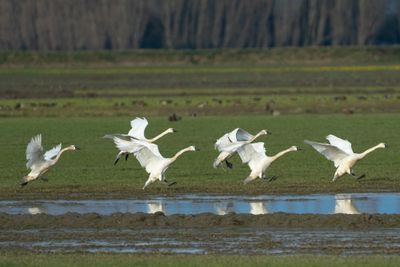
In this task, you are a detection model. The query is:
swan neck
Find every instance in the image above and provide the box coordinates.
[358,144,382,159]
[249,131,264,143]
[148,129,171,142]
[270,147,295,162]
[53,147,72,163]
[171,147,191,162]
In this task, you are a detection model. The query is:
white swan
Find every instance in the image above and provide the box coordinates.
[104,117,176,165]
[21,134,79,186]
[214,202,234,215]
[334,194,359,214]
[213,128,269,169]
[147,201,165,214]
[304,134,386,181]
[237,142,299,184]
[133,143,197,189]
[249,201,269,215]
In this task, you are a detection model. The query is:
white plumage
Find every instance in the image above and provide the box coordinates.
[305,134,386,181]
[237,142,298,184]
[133,143,197,189]
[213,128,269,169]
[105,117,176,165]
[22,134,78,186]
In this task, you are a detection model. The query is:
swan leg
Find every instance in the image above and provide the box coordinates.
[356,174,366,181]
[225,160,233,169]
[20,175,34,187]
[114,155,121,165]
[267,176,277,182]
[142,177,156,190]
[163,178,177,187]
[243,176,257,185]
[125,153,129,161]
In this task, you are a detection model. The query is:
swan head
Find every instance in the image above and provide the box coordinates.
[292,146,300,151]
[68,145,80,150]
[380,143,387,148]
[188,145,198,151]
[259,129,271,136]
[167,128,177,133]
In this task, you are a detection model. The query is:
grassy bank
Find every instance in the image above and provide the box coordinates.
[0,114,398,198]
[1,253,400,267]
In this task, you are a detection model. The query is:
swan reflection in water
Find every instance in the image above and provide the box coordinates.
[334,194,359,214]
[147,201,165,214]
[249,201,269,215]
[28,206,46,215]
[214,202,234,215]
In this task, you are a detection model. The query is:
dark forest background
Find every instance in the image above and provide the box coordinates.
[1,0,400,50]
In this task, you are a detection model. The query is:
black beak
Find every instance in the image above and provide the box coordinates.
[195,148,200,151]
[75,146,81,150]
[267,131,272,135]
[384,143,388,148]
[172,129,178,133]
[297,147,303,151]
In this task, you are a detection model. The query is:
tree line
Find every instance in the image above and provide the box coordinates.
[0,0,399,50]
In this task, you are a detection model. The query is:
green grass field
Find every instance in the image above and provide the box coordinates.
[1,48,400,116]
[1,114,398,197]
[1,253,400,267]
[1,48,400,262]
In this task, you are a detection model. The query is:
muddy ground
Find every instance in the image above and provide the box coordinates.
[2,213,400,255]
[2,212,400,229]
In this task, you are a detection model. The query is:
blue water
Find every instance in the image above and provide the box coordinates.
[1,193,400,215]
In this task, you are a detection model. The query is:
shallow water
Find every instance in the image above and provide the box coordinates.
[2,193,400,215]
[1,227,400,255]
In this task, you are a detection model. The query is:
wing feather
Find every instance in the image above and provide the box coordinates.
[326,134,354,155]
[304,140,350,167]
[215,128,253,151]
[26,134,44,169]
[133,143,163,169]
[234,128,253,142]
[44,143,62,161]
[112,137,145,154]
[128,117,148,140]
[237,142,267,171]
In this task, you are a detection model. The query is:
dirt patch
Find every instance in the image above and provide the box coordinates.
[1,213,399,230]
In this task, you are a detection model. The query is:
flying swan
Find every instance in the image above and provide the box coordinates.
[133,143,197,189]
[214,128,270,169]
[104,117,176,165]
[21,134,79,186]
[304,134,386,181]
[237,142,299,184]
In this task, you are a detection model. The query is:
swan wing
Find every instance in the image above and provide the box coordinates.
[128,117,148,140]
[326,134,354,155]
[26,134,44,169]
[215,128,253,151]
[44,143,62,161]
[112,136,144,153]
[104,134,132,141]
[215,133,233,151]
[237,142,266,164]
[133,143,164,169]
[304,140,349,167]
[237,142,267,172]
[234,128,253,141]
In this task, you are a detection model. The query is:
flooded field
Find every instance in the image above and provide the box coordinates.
[1,227,400,255]
[2,193,400,215]
[2,193,400,255]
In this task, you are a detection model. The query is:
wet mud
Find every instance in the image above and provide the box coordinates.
[1,213,400,255]
[2,212,400,230]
